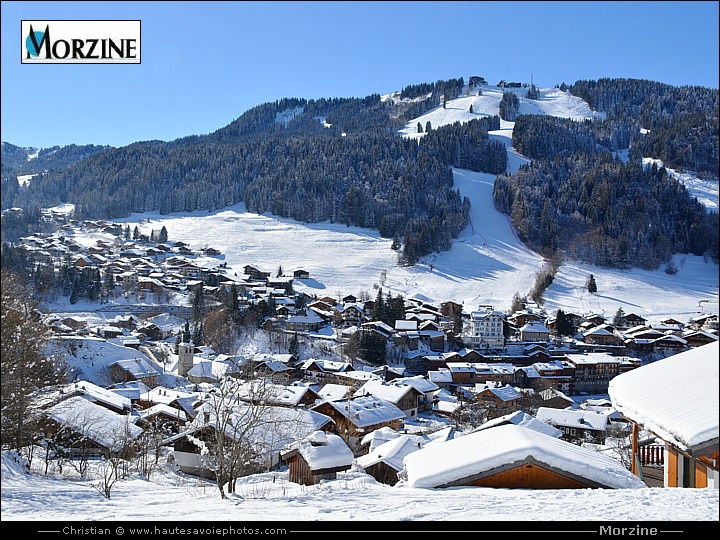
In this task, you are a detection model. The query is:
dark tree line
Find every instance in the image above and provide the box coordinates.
[568,78,718,176]
[493,152,718,269]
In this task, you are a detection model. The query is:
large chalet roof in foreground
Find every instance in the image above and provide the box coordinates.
[401,424,645,490]
[609,341,719,455]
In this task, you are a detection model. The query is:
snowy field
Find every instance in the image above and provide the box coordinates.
[2,449,718,525]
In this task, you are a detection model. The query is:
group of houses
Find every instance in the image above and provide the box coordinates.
[14,219,719,490]
[35,340,718,490]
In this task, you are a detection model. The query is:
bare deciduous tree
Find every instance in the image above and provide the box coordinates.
[1,271,67,451]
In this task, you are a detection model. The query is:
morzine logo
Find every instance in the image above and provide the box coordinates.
[21,20,141,64]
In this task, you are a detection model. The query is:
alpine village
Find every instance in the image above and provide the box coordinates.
[2,74,718,500]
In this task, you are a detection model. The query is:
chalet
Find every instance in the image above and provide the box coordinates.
[652,334,688,357]
[280,431,354,485]
[299,358,354,384]
[445,362,514,387]
[518,321,551,342]
[243,265,272,280]
[385,375,438,411]
[401,424,645,489]
[293,269,310,279]
[566,352,621,394]
[360,320,395,339]
[169,405,335,478]
[311,394,406,454]
[186,359,241,385]
[60,316,88,331]
[535,407,610,444]
[507,310,544,328]
[286,309,325,333]
[73,254,94,268]
[234,380,320,408]
[355,378,425,418]
[109,358,161,387]
[136,404,188,433]
[622,312,648,328]
[40,396,143,458]
[51,380,133,415]
[371,365,406,382]
[440,301,463,318]
[339,303,366,327]
[355,434,424,486]
[582,324,622,346]
[95,325,124,339]
[252,359,293,384]
[472,382,521,417]
[513,360,575,394]
[609,341,719,488]
[682,331,718,349]
[138,276,165,295]
[139,386,199,420]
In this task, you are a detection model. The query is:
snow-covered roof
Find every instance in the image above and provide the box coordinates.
[472,411,562,438]
[389,375,439,393]
[316,383,353,402]
[355,379,415,404]
[320,395,406,427]
[535,407,609,431]
[355,434,424,472]
[282,431,353,471]
[401,424,645,489]
[608,341,719,454]
[110,357,161,379]
[63,380,131,412]
[44,396,143,450]
[138,404,187,423]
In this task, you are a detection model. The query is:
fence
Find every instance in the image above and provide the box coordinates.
[639,444,664,466]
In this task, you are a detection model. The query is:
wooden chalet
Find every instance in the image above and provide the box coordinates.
[280,431,354,485]
[311,394,405,454]
[401,424,645,489]
[609,341,719,488]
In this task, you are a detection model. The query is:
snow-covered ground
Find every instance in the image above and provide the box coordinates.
[2,448,718,524]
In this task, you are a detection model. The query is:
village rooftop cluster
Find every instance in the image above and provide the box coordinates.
[10,216,719,491]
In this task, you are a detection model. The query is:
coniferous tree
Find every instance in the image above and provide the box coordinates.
[613,307,626,328]
[289,332,300,357]
[391,231,401,251]
[555,309,574,336]
[417,122,423,134]
[371,288,385,322]
[586,274,598,294]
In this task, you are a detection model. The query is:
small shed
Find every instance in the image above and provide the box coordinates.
[281,431,354,485]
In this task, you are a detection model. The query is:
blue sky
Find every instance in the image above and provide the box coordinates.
[2,1,718,149]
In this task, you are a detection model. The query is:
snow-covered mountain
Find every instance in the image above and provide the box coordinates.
[48,83,718,325]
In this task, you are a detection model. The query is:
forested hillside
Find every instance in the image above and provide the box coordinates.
[2,76,717,269]
[494,78,718,269]
[1,79,506,263]
[1,142,112,177]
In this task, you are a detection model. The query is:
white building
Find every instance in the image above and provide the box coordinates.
[464,307,505,350]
